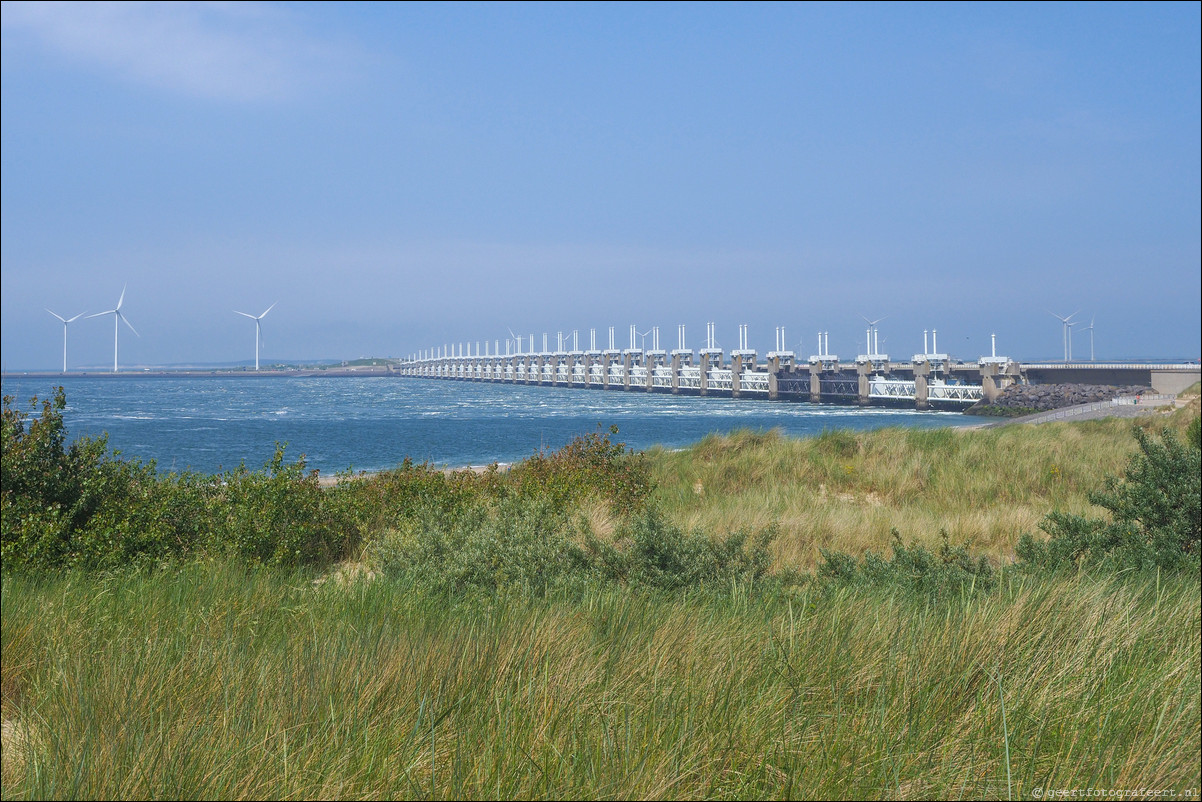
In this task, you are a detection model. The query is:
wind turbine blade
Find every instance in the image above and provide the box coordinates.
[66,312,87,323]
[116,285,127,311]
[46,309,66,323]
[120,313,140,337]
[259,302,277,319]
[234,310,257,319]
[86,310,116,319]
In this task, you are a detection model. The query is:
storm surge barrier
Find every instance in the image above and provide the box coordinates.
[396,326,1005,410]
[396,327,1198,410]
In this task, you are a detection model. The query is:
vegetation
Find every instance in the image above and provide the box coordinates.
[2,568,1197,799]
[2,389,354,570]
[1017,424,1201,572]
[817,529,996,599]
[2,388,1200,799]
[646,416,1181,570]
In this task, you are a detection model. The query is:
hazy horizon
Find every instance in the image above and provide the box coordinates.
[3,2,1199,372]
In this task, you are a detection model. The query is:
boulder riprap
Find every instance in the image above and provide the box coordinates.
[965,383,1153,416]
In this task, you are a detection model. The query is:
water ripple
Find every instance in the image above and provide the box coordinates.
[1,376,977,474]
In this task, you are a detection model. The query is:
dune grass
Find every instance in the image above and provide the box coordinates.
[648,408,1195,570]
[2,566,1198,800]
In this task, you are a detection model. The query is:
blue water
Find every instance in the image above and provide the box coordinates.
[2,376,978,475]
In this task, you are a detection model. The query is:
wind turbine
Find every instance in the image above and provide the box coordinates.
[506,326,518,354]
[86,286,139,373]
[861,315,886,356]
[46,308,86,373]
[234,303,277,371]
[1084,317,1095,362]
[1049,311,1077,362]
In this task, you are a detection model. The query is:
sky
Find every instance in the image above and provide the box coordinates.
[2,1,1199,371]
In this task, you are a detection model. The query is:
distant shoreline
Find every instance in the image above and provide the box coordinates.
[1,367,399,380]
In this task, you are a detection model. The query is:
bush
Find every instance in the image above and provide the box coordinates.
[326,458,499,543]
[371,495,576,596]
[214,446,354,566]
[2,390,356,570]
[2,389,172,570]
[817,530,996,599]
[1017,424,1201,573]
[372,497,777,596]
[618,511,776,590]
[508,425,654,515]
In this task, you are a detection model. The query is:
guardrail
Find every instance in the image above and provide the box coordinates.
[1020,363,1197,371]
[1013,394,1176,424]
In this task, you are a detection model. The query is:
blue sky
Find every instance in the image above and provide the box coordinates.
[2,1,1199,370]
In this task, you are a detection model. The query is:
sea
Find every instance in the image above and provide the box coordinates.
[1,376,979,476]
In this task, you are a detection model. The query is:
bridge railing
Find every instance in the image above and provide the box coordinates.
[708,368,733,391]
[678,366,702,389]
[928,383,982,402]
[869,379,915,400]
[740,370,771,394]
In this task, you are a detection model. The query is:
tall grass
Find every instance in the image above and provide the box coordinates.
[649,411,1194,569]
[2,567,1197,799]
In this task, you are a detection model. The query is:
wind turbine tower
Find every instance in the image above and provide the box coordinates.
[1049,311,1077,363]
[860,315,886,358]
[46,308,85,373]
[86,286,139,373]
[234,302,277,371]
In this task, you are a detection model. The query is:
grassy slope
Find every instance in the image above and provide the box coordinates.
[649,404,1196,570]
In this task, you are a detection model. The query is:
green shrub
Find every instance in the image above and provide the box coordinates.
[598,510,777,590]
[817,530,996,599]
[1017,424,1201,573]
[508,425,653,516]
[371,495,576,596]
[213,446,354,566]
[2,391,356,570]
[373,495,777,596]
[2,389,173,570]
